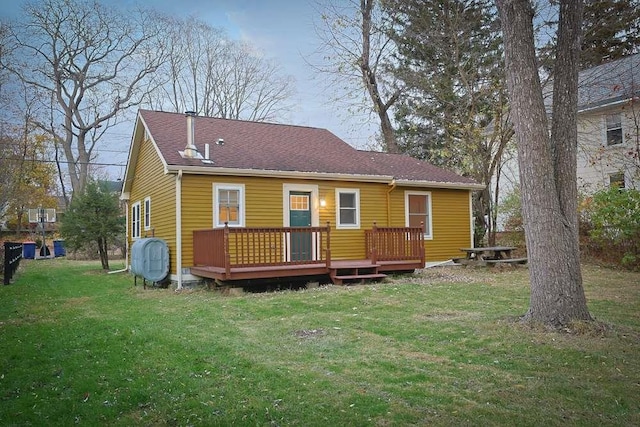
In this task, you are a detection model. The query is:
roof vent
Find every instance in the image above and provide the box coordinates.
[217,138,224,145]
[180,111,201,159]
[201,143,213,164]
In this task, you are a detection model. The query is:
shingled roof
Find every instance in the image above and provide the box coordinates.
[130,110,481,190]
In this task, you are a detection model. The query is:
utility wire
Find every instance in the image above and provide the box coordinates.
[0,157,126,167]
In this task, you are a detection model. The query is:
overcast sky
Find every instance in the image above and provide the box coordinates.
[1,0,378,179]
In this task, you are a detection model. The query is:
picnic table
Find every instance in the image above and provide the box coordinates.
[454,246,527,266]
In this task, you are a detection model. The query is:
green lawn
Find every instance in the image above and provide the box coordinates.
[1,259,638,426]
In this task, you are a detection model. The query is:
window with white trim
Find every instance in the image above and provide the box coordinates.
[214,184,245,227]
[605,113,623,146]
[335,188,360,229]
[131,202,141,239]
[144,197,151,230]
[405,191,432,239]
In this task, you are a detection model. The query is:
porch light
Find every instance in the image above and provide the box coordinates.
[320,198,327,208]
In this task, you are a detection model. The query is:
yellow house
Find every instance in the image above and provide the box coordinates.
[122,110,483,288]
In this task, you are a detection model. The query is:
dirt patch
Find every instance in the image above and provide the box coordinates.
[294,328,325,338]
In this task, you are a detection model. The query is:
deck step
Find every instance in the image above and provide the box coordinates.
[331,273,387,286]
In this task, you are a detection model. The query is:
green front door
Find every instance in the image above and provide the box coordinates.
[289,192,312,261]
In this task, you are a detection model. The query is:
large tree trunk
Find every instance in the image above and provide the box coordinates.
[496,0,591,327]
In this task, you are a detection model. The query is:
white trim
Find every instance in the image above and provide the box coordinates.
[143,196,151,230]
[394,179,485,191]
[131,201,141,239]
[176,170,183,290]
[335,188,360,229]
[282,184,320,227]
[213,183,246,227]
[404,191,433,240]
[165,165,484,190]
[168,164,392,183]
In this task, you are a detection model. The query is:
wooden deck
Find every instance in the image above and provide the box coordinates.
[191,223,425,285]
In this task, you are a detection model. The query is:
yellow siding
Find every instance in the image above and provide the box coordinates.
[388,187,472,261]
[128,138,177,272]
[177,176,473,267]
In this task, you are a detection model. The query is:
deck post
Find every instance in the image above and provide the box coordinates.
[420,221,426,266]
[325,221,331,267]
[370,222,378,264]
[223,222,231,279]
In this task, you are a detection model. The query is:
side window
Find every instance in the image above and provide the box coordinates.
[605,113,623,146]
[144,197,151,230]
[609,172,625,189]
[405,192,432,239]
[335,188,360,229]
[214,184,245,227]
[131,202,141,239]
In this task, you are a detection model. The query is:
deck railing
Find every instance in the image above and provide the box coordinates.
[365,223,425,264]
[193,223,332,275]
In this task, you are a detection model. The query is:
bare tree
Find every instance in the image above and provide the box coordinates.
[1,0,169,198]
[312,0,400,152]
[496,0,591,327]
[144,16,294,122]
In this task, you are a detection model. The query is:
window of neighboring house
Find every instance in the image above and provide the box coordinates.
[131,202,141,239]
[335,189,360,229]
[605,113,623,146]
[405,192,433,239]
[609,172,626,189]
[214,184,245,227]
[144,197,151,230]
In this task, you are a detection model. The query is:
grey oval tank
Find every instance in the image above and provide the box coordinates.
[130,238,170,282]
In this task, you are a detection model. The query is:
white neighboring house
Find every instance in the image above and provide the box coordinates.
[493,54,639,230]
[575,53,639,192]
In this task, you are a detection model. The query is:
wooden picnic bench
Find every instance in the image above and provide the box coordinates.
[453,246,527,267]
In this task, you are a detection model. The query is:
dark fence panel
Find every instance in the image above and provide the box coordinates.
[3,242,23,285]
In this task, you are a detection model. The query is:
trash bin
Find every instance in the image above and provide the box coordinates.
[23,241,36,259]
[53,240,66,257]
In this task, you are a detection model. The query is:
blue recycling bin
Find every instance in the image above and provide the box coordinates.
[53,240,66,257]
[23,241,36,259]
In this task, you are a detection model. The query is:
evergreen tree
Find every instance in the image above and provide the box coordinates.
[539,0,640,71]
[385,0,504,170]
[60,180,125,270]
[581,0,640,68]
[385,0,510,244]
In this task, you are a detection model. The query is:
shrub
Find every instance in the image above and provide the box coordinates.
[586,188,640,269]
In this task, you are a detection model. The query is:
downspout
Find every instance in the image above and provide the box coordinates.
[108,199,129,274]
[386,179,396,226]
[469,191,475,246]
[176,170,183,290]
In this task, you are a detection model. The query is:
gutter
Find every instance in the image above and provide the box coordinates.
[386,179,396,226]
[165,165,393,184]
[394,179,486,191]
[164,165,486,191]
[578,97,635,114]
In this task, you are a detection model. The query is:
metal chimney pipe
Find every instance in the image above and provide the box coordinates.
[184,111,198,158]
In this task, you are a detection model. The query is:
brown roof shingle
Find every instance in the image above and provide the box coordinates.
[137,110,480,188]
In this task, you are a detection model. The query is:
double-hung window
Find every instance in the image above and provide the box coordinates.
[214,184,245,227]
[131,202,141,239]
[144,197,151,230]
[405,192,432,239]
[335,188,360,229]
[605,113,623,146]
